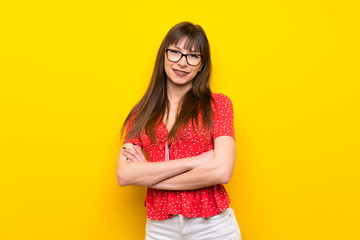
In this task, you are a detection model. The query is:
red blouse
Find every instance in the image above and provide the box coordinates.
[125,93,235,220]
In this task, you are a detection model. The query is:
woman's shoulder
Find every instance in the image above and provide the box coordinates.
[211,92,233,106]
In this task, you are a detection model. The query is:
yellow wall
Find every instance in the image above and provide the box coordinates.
[1,0,359,239]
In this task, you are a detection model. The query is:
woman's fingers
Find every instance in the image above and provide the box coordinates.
[122,145,147,163]
[122,149,135,163]
[122,147,140,162]
[132,144,147,162]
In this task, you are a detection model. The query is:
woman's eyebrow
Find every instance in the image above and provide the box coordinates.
[174,46,199,53]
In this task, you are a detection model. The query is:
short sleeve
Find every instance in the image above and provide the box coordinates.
[123,113,143,148]
[212,93,235,140]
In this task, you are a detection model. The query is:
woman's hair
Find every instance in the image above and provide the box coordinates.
[121,21,214,143]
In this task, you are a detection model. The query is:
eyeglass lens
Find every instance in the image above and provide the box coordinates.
[166,50,201,66]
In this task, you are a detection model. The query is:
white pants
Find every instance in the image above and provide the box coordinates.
[145,207,241,240]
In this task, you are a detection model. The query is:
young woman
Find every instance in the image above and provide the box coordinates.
[117,22,241,240]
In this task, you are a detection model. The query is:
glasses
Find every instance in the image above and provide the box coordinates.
[165,48,202,66]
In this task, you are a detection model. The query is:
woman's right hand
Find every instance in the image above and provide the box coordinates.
[192,150,214,168]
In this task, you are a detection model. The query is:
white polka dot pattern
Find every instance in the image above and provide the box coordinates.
[124,93,235,220]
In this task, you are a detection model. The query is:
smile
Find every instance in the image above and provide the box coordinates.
[173,69,189,77]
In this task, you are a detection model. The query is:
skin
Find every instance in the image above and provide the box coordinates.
[116,37,236,190]
[163,38,203,128]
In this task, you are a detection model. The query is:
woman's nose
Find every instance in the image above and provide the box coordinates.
[177,55,188,66]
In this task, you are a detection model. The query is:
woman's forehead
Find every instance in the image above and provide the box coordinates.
[169,37,201,52]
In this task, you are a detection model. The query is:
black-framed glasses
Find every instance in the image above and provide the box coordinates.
[165,48,202,66]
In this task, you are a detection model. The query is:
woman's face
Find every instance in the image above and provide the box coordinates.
[164,38,202,88]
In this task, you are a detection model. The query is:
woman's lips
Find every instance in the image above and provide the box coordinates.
[173,69,189,77]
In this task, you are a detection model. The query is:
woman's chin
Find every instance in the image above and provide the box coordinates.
[167,76,193,86]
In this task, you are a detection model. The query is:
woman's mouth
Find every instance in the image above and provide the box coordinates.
[173,69,189,77]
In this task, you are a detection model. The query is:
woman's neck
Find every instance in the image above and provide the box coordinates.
[166,79,192,103]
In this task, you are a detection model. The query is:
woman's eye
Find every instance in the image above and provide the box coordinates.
[169,50,179,54]
[190,54,200,59]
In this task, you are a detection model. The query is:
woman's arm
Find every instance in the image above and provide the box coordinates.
[116,142,213,187]
[150,136,236,190]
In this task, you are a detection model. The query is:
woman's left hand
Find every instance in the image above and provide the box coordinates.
[122,144,148,163]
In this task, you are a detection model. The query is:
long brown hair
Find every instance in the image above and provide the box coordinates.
[121,22,214,143]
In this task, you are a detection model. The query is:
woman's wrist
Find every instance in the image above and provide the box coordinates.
[181,157,197,170]
[177,150,214,170]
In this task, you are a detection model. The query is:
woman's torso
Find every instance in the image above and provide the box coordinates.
[126,93,235,220]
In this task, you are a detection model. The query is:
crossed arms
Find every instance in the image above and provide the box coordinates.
[116,136,236,191]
